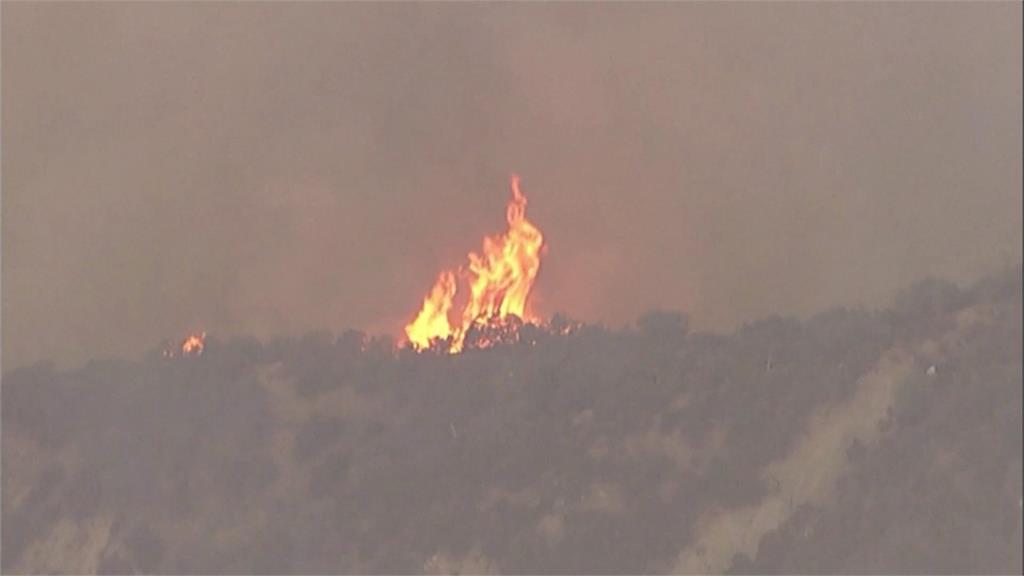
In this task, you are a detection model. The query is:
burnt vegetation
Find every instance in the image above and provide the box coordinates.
[3,267,1021,574]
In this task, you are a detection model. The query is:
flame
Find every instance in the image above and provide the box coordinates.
[405,175,545,352]
[404,271,457,346]
[180,331,206,356]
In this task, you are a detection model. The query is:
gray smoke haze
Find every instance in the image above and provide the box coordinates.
[2,2,1021,369]
[3,267,1020,573]
[3,3,1022,574]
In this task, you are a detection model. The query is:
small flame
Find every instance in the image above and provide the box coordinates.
[405,175,545,352]
[405,270,457,347]
[181,332,206,356]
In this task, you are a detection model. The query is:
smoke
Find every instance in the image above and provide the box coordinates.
[3,4,1020,572]
[4,2,1021,369]
[3,267,1020,573]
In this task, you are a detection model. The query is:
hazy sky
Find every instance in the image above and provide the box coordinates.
[3,2,1021,369]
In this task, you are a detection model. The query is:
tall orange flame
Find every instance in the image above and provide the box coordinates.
[405,175,545,352]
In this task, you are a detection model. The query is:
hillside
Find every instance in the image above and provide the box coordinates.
[3,267,1020,574]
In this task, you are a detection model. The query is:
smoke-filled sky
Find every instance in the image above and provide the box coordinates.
[3,2,1021,370]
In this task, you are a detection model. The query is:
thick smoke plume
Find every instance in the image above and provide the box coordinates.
[3,267,1021,573]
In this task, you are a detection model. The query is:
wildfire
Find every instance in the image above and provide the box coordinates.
[405,175,545,352]
[181,331,206,356]
[161,331,207,358]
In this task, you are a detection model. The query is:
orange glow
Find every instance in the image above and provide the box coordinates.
[181,332,206,357]
[405,175,545,352]
[404,271,457,348]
